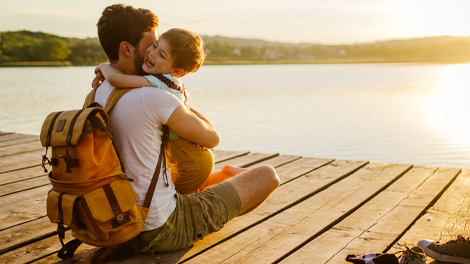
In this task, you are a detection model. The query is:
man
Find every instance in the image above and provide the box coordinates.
[92,3,279,258]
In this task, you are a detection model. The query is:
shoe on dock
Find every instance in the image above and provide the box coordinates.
[398,246,426,264]
[418,235,470,263]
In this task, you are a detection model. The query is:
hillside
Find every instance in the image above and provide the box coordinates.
[1,30,470,66]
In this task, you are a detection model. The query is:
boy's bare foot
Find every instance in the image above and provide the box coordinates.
[198,165,249,192]
[221,165,249,177]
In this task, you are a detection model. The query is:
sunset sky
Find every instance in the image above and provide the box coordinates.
[1,0,470,44]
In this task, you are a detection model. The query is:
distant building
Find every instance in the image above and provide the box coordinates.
[232,48,241,56]
[297,53,315,60]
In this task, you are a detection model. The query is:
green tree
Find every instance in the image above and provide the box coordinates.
[37,39,70,61]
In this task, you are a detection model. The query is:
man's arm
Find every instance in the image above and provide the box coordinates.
[166,104,220,149]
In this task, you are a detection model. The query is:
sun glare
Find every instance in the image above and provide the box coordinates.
[423,64,470,146]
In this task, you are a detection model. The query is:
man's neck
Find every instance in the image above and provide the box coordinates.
[111,60,137,75]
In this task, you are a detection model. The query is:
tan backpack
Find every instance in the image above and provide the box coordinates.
[40,89,166,259]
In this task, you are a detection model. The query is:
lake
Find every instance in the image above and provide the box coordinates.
[1,63,469,169]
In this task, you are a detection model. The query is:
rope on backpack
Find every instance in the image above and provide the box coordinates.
[42,111,63,173]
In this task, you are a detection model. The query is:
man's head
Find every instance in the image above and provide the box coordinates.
[159,28,207,77]
[97,4,158,75]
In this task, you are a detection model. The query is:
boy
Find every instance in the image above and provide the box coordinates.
[94,28,246,194]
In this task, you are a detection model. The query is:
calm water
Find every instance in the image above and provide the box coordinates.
[1,63,469,169]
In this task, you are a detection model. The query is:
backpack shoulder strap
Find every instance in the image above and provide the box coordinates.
[104,88,134,113]
[83,89,97,109]
[82,88,134,112]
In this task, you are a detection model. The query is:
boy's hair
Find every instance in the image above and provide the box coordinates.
[160,28,207,76]
[97,4,158,62]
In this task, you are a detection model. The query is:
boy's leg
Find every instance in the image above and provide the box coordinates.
[199,165,248,191]
[226,165,279,214]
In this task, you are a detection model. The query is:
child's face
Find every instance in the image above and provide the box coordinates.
[142,38,175,75]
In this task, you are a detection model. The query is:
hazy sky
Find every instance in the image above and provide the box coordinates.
[1,0,470,44]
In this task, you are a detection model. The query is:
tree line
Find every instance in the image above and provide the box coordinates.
[0,31,106,65]
[1,30,470,66]
[204,36,470,63]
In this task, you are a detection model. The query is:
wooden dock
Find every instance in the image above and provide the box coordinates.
[0,131,469,263]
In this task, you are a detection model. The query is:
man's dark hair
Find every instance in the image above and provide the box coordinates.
[97,4,158,62]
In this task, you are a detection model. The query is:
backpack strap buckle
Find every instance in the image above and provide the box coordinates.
[59,154,75,173]
[103,184,131,227]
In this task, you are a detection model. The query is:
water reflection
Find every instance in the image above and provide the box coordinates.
[0,63,469,169]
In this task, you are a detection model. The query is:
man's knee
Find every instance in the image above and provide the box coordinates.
[256,164,280,190]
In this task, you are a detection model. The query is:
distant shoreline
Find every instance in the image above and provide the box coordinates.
[1,58,469,67]
[0,61,72,67]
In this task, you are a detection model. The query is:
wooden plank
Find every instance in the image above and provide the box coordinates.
[0,176,50,197]
[31,243,98,264]
[185,163,411,264]
[0,140,43,157]
[0,185,49,230]
[0,166,45,185]
[213,152,279,171]
[0,135,39,146]
[426,168,470,217]
[212,150,250,164]
[274,157,334,184]
[0,133,32,142]
[246,154,303,169]
[0,216,55,254]
[0,230,77,264]
[50,159,361,264]
[0,150,43,172]
[281,166,460,264]
[391,168,470,252]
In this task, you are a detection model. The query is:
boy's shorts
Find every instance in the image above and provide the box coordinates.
[166,137,214,194]
[113,181,244,254]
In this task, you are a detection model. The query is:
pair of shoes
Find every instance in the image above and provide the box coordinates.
[397,246,426,264]
[418,235,470,263]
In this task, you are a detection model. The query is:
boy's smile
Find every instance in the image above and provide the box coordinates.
[143,38,175,75]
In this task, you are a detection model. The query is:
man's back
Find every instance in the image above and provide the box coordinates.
[94,81,181,230]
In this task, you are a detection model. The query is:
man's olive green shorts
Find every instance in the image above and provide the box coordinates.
[119,181,244,254]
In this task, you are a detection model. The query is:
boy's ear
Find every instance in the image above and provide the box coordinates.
[119,41,134,58]
[170,68,185,77]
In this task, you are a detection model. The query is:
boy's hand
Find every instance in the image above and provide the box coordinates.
[92,67,105,90]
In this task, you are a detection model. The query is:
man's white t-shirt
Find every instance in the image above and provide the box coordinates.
[95,80,180,231]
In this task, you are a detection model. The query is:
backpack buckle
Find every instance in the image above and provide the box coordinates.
[59,155,75,173]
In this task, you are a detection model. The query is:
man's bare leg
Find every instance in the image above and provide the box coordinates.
[226,165,279,215]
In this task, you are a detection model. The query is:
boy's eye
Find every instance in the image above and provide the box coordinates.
[160,53,165,59]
